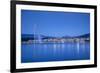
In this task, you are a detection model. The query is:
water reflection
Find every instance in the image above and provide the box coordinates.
[44,44,47,48]
[22,41,90,63]
[40,41,87,55]
[76,42,80,54]
[53,43,57,49]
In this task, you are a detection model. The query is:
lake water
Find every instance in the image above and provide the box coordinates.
[21,42,90,63]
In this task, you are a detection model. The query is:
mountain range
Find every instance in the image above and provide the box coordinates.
[22,33,90,41]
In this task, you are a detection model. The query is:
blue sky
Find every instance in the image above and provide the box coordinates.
[21,10,90,37]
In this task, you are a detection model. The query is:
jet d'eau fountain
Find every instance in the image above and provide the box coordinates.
[33,24,42,43]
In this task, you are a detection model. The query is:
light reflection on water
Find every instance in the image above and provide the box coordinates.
[21,42,90,63]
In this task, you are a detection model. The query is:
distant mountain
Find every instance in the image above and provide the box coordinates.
[61,33,90,39]
[22,33,90,41]
[42,36,57,39]
[61,36,72,39]
[22,34,34,41]
[21,34,57,41]
[73,33,90,38]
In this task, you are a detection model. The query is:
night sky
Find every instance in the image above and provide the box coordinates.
[21,10,90,37]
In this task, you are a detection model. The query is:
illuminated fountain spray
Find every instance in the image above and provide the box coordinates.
[38,34,42,43]
[33,24,36,44]
[34,24,42,43]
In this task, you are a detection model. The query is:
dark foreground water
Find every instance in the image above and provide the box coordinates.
[21,42,90,63]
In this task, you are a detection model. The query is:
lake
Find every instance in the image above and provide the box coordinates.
[21,42,90,63]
